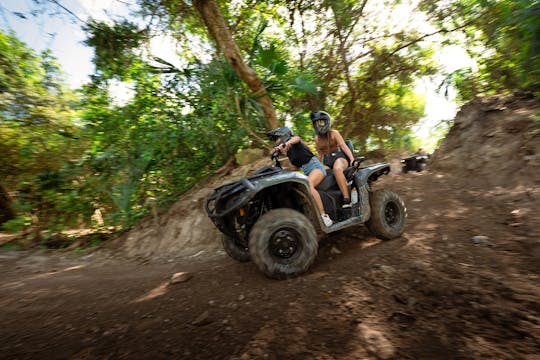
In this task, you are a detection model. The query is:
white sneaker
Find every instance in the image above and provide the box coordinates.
[321,213,333,227]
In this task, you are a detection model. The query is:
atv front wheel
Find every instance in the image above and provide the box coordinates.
[222,234,250,262]
[249,208,318,279]
[366,189,406,240]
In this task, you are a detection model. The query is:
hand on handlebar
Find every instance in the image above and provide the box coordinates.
[352,156,366,168]
[272,142,288,154]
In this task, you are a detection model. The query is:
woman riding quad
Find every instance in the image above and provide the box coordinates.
[311,111,355,208]
[266,127,333,227]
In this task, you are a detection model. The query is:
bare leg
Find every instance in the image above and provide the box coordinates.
[308,169,326,214]
[333,158,350,201]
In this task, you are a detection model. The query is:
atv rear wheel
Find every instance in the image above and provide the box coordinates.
[249,208,318,279]
[222,234,250,262]
[366,189,406,240]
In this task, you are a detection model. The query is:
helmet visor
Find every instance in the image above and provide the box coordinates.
[315,119,326,127]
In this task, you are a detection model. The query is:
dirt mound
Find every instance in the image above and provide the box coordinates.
[430,94,540,188]
[112,157,273,260]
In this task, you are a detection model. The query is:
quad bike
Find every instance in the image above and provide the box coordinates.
[205,144,406,279]
[401,154,430,173]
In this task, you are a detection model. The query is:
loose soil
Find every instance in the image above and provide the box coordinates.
[1,95,539,359]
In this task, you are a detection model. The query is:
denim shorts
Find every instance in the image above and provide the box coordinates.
[301,157,327,177]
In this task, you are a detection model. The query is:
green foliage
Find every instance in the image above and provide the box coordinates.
[1,215,32,233]
[0,30,86,234]
[0,32,79,171]
[423,0,540,100]
[83,20,148,80]
[74,51,264,226]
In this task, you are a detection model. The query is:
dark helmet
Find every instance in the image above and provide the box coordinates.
[266,127,294,142]
[311,111,331,135]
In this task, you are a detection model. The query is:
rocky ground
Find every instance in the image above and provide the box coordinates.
[1,95,539,359]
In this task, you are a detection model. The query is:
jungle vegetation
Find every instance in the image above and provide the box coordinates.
[0,0,537,241]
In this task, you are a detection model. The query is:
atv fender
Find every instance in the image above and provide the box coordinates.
[354,163,390,186]
[348,163,390,224]
[248,173,330,232]
[207,171,315,219]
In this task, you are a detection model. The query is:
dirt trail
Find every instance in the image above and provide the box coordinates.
[1,95,539,359]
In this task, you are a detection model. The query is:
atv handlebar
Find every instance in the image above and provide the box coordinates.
[352,156,365,168]
[271,151,365,170]
[271,151,283,168]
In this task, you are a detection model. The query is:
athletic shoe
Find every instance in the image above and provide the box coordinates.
[321,213,333,227]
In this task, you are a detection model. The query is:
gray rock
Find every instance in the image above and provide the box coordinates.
[192,310,211,326]
[330,246,342,255]
[471,235,494,246]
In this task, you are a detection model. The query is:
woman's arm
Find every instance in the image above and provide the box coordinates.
[333,130,354,164]
[276,136,301,171]
[281,135,300,152]
[272,135,298,154]
[313,135,324,161]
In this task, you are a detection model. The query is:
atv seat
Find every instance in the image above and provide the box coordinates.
[316,169,338,192]
[316,155,365,192]
[315,166,359,192]
[315,140,365,213]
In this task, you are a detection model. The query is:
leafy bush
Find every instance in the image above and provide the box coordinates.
[1,215,32,233]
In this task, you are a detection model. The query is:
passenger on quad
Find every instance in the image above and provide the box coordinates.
[266,127,333,227]
[311,111,355,209]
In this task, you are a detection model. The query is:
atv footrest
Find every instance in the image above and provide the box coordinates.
[326,215,363,233]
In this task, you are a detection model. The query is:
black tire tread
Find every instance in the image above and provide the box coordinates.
[366,189,406,240]
[221,234,250,262]
[249,208,318,279]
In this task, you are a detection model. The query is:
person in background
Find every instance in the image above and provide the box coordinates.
[311,111,355,209]
[266,127,333,227]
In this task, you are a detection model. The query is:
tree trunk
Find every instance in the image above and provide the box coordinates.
[0,184,15,225]
[193,0,280,130]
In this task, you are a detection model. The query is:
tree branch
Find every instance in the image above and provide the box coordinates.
[48,0,91,27]
[388,20,475,57]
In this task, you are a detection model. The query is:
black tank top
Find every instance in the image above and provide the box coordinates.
[287,142,314,167]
